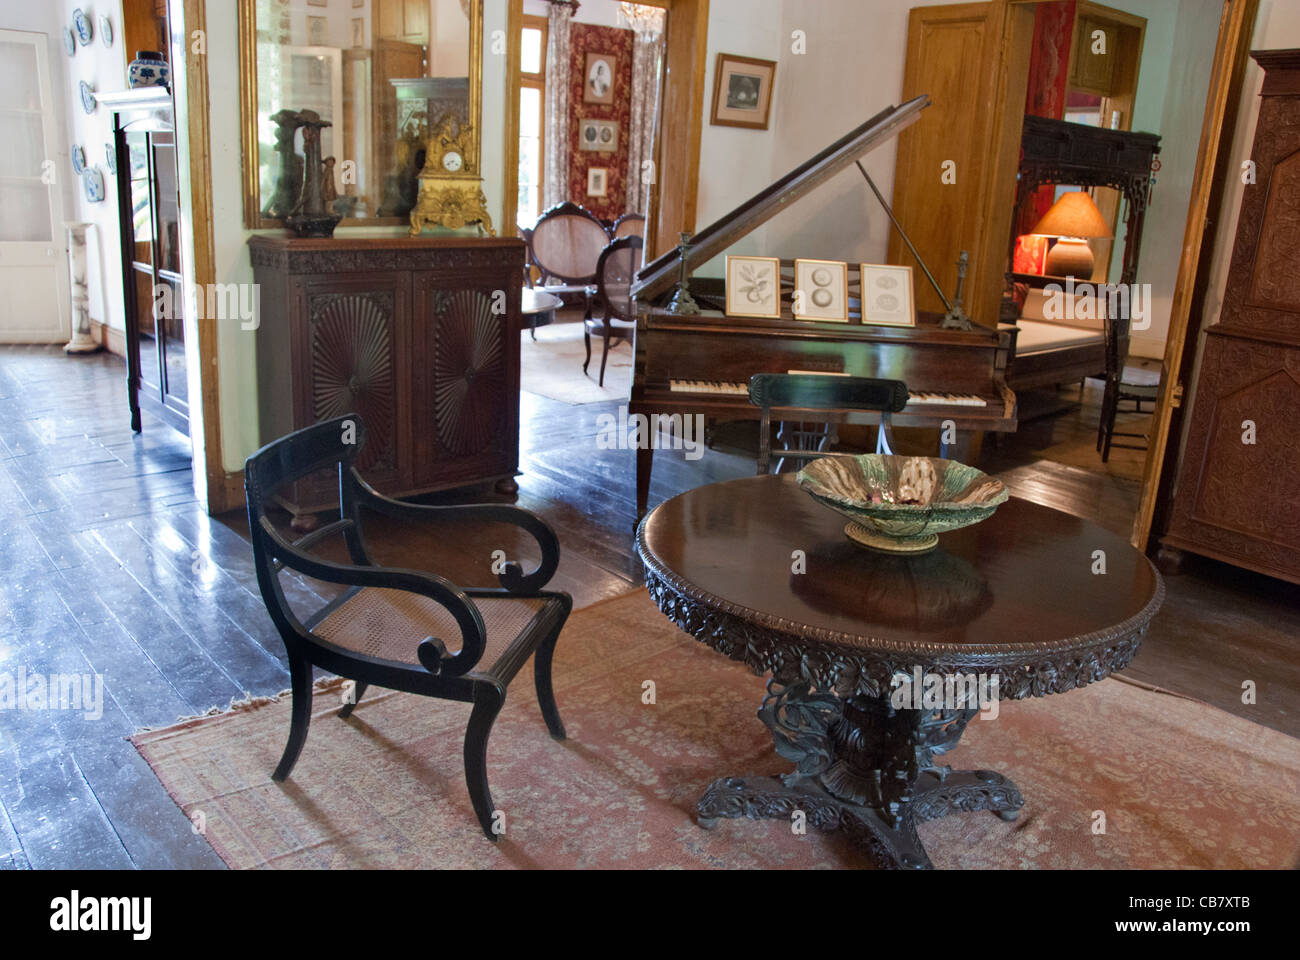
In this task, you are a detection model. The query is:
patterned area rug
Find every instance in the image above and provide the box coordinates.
[133,591,1300,869]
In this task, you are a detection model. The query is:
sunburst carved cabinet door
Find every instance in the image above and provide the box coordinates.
[412,273,522,488]
[1162,51,1300,585]
[299,276,412,498]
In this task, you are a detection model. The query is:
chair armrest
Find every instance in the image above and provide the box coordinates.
[258,517,487,677]
[346,471,562,595]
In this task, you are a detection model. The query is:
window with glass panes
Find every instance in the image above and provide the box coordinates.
[518,15,548,231]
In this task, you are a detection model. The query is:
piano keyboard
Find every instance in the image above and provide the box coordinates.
[668,380,986,407]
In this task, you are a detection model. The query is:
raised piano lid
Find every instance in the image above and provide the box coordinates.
[631,95,930,304]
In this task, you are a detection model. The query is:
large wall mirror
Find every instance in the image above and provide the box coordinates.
[239,0,483,228]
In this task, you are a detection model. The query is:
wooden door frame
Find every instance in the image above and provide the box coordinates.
[502,0,709,257]
[1132,0,1260,551]
[170,0,241,513]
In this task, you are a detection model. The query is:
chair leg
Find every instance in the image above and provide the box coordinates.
[533,597,570,741]
[598,322,612,387]
[583,328,592,374]
[464,681,506,841]
[272,652,313,781]
[338,680,368,719]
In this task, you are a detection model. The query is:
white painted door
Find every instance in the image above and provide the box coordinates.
[0,29,67,343]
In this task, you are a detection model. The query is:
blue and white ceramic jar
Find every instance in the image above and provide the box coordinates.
[128,51,169,89]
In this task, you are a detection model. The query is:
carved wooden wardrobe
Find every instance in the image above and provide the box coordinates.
[1161,50,1300,586]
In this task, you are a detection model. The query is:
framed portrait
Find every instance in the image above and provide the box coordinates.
[859,264,917,327]
[578,118,619,152]
[711,53,776,130]
[793,259,850,323]
[584,52,616,104]
[350,18,364,49]
[587,167,608,198]
[307,15,327,46]
[725,255,782,319]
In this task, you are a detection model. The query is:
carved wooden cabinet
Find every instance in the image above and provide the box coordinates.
[250,236,524,524]
[1161,51,1300,585]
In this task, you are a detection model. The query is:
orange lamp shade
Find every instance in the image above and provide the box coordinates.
[1030,191,1112,240]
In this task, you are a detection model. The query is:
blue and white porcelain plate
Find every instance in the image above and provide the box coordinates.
[83,167,105,203]
[79,80,96,114]
[99,15,113,48]
[72,9,93,46]
[105,143,116,175]
[71,145,85,175]
[63,28,76,57]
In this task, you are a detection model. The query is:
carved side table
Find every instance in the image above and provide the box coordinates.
[637,474,1163,869]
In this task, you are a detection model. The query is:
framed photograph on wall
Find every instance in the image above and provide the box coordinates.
[307,16,327,46]
[579,119,619,153]
[859,264,917,327]
[587,167,609,198]
[725,255,782,319]
[711,53,776,130]
[584,52,616,104]
[793,259,850,323]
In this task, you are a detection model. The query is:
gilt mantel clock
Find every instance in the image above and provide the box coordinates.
[410,114,496,237]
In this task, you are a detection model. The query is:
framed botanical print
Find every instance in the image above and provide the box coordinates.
[859,264,917,327]
[725,256,782,319]
[584,52,616,104]
[711,53,776,130]
[587,167,609,198]
[793,259,849,323]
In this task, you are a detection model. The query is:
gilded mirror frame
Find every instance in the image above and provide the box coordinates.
[238,0,484,229]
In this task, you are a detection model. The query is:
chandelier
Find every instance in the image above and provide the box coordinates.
[619,2,665,35]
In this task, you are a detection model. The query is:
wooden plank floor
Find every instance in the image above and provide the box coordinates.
[0,341,1296,870]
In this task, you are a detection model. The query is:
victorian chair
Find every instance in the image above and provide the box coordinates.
[244,416,570,841]
[611,212,646,240]
[747,373,911,475]
[583,235,642,387]
[522,202,611,317]
[1097,311,1160,462]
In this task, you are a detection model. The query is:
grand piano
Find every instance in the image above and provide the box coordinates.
[629,96,1017,519]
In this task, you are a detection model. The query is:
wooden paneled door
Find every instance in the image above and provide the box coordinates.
[889,1,1035,328]
[0,29,68,344]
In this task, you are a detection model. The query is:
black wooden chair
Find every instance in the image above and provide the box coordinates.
[244,416,570,841]
[1097,311,1160,461]
[748,374,911,475]
[584,235,643,387]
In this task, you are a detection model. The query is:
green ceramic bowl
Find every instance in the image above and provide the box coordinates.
[796,455,1009,554]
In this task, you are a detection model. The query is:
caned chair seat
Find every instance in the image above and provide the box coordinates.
[244,415,570,841]
[315,588,557,680]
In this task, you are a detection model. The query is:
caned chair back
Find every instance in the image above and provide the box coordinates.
[611,213,646,241]
[595,235,643,322]
[528,202,610,285]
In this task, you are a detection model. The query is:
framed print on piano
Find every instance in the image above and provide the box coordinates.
[725,256,782,319]
[793,259,850,323]
[858,264,917,328]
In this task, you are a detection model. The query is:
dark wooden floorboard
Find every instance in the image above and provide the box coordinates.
[0,342,1296,871]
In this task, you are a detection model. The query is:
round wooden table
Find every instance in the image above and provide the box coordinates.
[637,473,1164,869]
[522,288,564,340]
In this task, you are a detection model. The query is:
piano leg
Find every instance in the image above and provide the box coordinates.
[636,446,655,528]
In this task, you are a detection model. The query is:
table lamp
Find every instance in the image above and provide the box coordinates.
[1031,191,1111,278]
